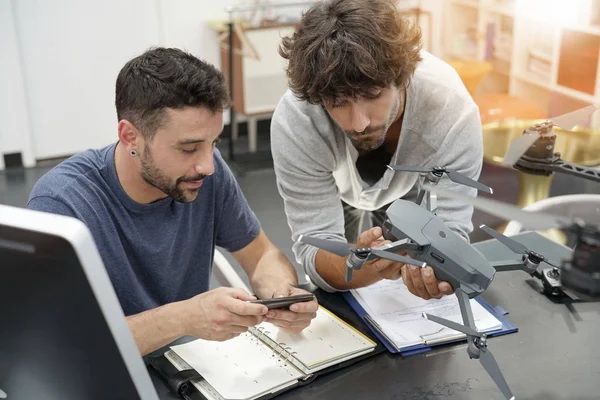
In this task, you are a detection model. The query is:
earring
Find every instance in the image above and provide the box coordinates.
[129,149,137,157]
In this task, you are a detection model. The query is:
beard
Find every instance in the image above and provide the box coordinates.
[346,93,403,152]
[139,144,206,203]
[347,126,387,152]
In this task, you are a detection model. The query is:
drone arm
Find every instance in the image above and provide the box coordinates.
[550,160,600,183]
[381,238,422,254]
[456,286,477,330]
[491,259,530,273]
[456,287,516,400]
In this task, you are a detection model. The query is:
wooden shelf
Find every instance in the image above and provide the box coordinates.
[514,72,551,90]
[553,85,597,104]
[441,0,600,118]
[557,29,600,96]
[450,0,480,9]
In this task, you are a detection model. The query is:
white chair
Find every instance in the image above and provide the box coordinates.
[212,248,250,291]
[503,194,600,237]
[211,248,316,292]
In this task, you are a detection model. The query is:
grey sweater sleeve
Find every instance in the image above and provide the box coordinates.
[270,97,345,292]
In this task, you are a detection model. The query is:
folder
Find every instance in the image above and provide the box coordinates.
[342,291,517,355]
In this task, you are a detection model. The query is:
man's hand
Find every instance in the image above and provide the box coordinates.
[182,287,269,341]
[263,284,319,334]
[359,227,404,280]
[401,264,454,300]
[359,227,454,300]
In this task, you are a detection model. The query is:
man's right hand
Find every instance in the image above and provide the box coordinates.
[359,227,404,280]
[181,287,269,341]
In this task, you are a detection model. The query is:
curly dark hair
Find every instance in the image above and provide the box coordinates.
[279,0,422,105]
[115,47,230,139]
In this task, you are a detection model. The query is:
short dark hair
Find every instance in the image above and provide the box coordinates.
[279,0,422,105]
[115,47,230,139]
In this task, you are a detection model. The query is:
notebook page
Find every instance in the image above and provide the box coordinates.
[164,350,298,400]
[351,279,502,349]
[169,331,303,400]
[251,306,376,372]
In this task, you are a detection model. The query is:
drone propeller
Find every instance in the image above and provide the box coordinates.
[479,224,560,269]
[502,132,542,166]
[479,348,515,400]
[297,235,426,267]
[550,104,598,130]
[423,288,514,400]
[422,184,574,231]
[297,235,354,257]
[387,165,493,194]
[502,105,598,166]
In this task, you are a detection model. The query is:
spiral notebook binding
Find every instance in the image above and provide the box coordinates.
[252,327,299,369]
[254,326,267,342]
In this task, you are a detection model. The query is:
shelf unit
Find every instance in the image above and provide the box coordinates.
[442,0,600,127]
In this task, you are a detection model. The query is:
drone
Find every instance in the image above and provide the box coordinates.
[425,184,600,303]
[298,185,560,400]
[387,164,493,213]
[502,105,600,181]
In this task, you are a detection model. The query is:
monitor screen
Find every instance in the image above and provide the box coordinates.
[0,207,158,400]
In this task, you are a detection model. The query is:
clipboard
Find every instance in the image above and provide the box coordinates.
[341,291,517,355]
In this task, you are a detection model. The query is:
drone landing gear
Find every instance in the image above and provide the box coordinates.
[423,288,515,400]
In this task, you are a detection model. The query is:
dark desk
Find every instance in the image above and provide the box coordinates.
[150,232,600,400]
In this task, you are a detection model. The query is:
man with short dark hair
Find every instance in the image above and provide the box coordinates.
[28,47,317,356]
[271,0,483,299]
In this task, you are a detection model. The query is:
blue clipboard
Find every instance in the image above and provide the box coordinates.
[341,292,518,355]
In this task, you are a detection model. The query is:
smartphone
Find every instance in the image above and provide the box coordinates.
[249,293,315,309]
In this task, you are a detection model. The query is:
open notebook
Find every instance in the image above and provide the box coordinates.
[164,306,376,400]
[349,279,503,351]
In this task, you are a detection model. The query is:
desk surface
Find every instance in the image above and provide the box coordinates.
[150,232,600,400]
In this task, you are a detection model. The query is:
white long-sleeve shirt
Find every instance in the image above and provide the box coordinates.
[270,51,483,292]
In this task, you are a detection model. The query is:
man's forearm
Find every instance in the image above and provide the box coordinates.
[126,301,187,356]
[249,248,299,299]
[314,249,382,290]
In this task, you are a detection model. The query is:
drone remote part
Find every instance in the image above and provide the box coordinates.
[249,294,315,309]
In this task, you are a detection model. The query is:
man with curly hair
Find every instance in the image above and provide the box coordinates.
[271,0,483,300]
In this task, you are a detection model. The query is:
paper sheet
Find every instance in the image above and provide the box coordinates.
[170,331,302,400]
[351,279,502,348]
[252,306,376,371]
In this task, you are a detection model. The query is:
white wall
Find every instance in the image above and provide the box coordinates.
[1,0,443,168]
[0,0,35,167]
[1,0,239,165]
[12,0,164,160]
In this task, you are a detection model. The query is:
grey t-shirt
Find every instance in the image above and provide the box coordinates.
[27,143,260,315]
[271,51,483,292]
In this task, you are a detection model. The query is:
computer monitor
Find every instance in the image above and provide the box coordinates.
[0,204,159,400]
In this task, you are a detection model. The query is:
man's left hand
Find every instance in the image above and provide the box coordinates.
[401,265,454,300]
[263,284,319,333]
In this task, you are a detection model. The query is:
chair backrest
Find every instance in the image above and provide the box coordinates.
[503,194,600,236]
[212,248,250,292]
[211,248,318,293]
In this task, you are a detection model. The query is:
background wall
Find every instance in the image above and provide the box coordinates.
[0,0,35,168]
[1,0,235,163]
[0,0,443,169]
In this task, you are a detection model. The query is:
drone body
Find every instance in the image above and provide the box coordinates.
[382,199,496,298]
